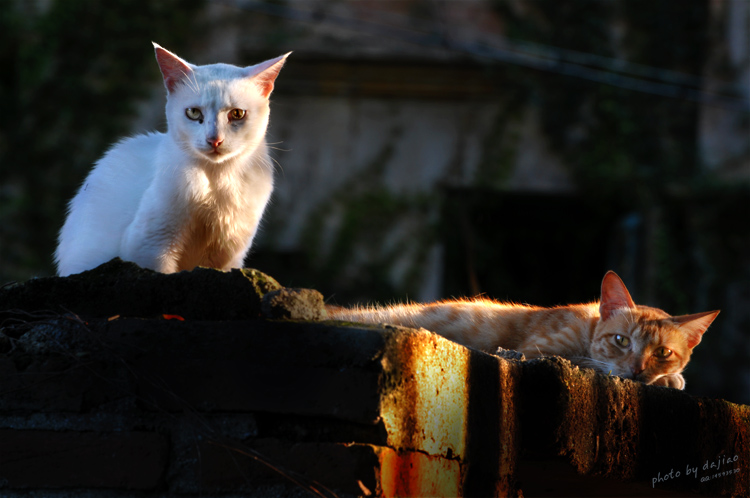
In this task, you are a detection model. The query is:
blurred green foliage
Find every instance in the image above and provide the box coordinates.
[494,0,711,203]
[0,0,204,282]
[488,0,739,305]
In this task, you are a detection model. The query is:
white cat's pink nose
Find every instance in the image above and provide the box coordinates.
[207,137,224,149]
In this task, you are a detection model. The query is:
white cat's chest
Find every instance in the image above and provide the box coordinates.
[174,159,273,270]
[187,168,246,222]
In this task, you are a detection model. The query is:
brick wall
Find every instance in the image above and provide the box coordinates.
[0,260,748,497]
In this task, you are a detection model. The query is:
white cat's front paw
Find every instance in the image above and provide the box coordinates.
[651,373,685,390]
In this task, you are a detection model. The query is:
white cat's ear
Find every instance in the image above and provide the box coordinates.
[599,271,636,321]
[671,310,720,349]
[153,42,194,94]
[246,52,291,98]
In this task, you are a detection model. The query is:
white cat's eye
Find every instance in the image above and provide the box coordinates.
[185,108,203,121]
[615,334,630,347]
[654,347,673,359]
[229,109,246,121]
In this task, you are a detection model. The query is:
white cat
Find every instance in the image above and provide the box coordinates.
[55,43,289,276]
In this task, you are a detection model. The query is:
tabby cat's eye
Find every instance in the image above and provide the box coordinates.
[185,108,203,121]
[654,347,673,358]
[229,108,246,121]
[615,334,630,347]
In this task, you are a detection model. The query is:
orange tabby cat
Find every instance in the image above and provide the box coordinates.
[330,271,718,389]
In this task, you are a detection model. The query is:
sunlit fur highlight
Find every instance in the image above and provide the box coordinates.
[331,272,719,390]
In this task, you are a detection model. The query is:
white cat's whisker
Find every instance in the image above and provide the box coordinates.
[268,156,284,175]
[178,68,199,94]
[190,71,199,94]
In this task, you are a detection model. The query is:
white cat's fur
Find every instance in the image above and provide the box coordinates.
[55,43,289,276]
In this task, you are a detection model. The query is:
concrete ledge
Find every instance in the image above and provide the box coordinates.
[0,258,281,320]
[0,260,747,497]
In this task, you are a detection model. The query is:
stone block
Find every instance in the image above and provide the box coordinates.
[189,438,379,495]
[102,319,387,424]
[0,258,281,320]
[0,430,168,489]
[261,287,327,320]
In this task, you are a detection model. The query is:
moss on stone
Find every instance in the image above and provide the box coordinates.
[261,288,326,321]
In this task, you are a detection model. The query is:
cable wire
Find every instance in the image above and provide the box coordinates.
[212,0,749,111]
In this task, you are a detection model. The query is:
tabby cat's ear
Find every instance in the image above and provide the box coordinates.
[671,310,720,349]
[153,42,194,94]
[599,271,636,321]
[245,52,291,98]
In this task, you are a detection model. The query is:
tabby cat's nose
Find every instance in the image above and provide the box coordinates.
[631,362,646,377]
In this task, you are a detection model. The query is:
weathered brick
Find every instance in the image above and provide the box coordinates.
[187,439,463,498]
[104,319,387,423]
[518,356,750,497]
[136,360,381,422]
[0,357,91,412]
[189,438,377,495]
[0,430,168,489]
[0,355,132,413]
[376,446,462,498]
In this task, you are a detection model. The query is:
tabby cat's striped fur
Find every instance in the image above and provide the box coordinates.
[331,271,718,389]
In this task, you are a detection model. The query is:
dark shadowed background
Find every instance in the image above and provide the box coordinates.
[1,0,748,404]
